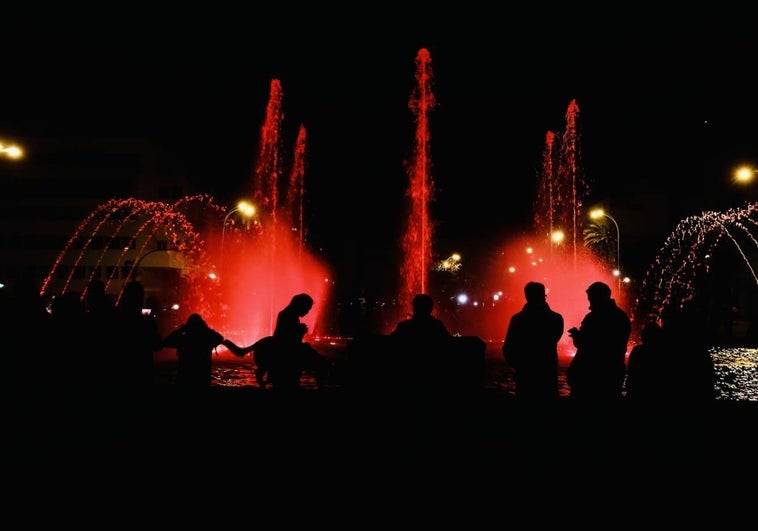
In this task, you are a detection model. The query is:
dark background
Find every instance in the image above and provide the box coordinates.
[2,10,756,298]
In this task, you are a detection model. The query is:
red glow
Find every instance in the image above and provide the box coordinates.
[398,48,436,327]
[212,80,331,347]
[432,98,625,355]
[41,80,331,352]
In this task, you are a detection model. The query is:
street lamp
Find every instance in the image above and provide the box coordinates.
[548,229,565,262]
[220,200,256,276]
[590,208,621,292]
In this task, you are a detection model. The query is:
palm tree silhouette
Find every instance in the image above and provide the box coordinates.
[583,219,616,265]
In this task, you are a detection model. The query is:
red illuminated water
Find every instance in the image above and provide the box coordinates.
[204,79,331,345]
[41,80,331,348]
[35,49,758,398]
[426,99,621,352]
[387,55,623,348]
[41,194,222,312]
[517,99,618,351]
[636,203,758,321]
[398,48,435,323]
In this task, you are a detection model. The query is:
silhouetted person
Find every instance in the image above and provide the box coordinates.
[390,293,454,392]
[82,279,119,398]
[228,293,330,391]
[624,321,666,401]
[388,293,460,441]
[111,281,163,406]
[566,281,631,401]
[84,278,115,315]
[392,293,453,342]
[6,280,52,396]
[163,313,225,398]
[659,302,716,403]
[48,291,86,403]
[502,281,564,400]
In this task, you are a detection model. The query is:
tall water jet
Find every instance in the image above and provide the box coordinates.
[42,79,331,348]
[399,47,436,321]
[214,79,331,344]
[534,100,590,268]
[287,124,308,261]
[465,99,618,351]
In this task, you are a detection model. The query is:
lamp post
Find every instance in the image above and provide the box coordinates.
[590,208,621,292]
[220,200,256,277]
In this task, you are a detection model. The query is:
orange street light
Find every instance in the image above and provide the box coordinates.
[220,200,256,277]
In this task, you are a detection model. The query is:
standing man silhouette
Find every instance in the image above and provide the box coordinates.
[502,281,564,400]
[163,313,226,397]
[566,281,631,401]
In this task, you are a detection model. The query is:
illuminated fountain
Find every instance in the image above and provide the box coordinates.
[392,55,622,348]
[398,48,436,323]
[40,194,223,316]
[41,79,332,349]
[635,203,758,327]
[440,99,620,352]
[209,79,331,345]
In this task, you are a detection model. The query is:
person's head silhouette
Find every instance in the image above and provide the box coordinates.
[119,281,145,314]
[585,281,612,308]
[289,293,314,317]
[411,293,435,317]
[524,281,546,304]
[184,313,208,331]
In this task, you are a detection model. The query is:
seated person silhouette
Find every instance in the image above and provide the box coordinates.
[225,293,330,390]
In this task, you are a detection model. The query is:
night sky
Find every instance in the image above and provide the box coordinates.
[2,13,757,295]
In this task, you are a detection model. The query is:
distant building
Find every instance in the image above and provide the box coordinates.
[0,135,194,308]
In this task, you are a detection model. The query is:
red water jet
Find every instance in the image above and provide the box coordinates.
[398,48,436,326]
[443,99,622,356]
[212,80,331,347]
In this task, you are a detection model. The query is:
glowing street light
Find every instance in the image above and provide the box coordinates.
[0,141,24,160]
[590,208,621,292]
[547,229,565,262]
[220,200,256,276]
[222,200,256,247]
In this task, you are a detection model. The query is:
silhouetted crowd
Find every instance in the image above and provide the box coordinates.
[503,280,715,404]
[3,278,718,413]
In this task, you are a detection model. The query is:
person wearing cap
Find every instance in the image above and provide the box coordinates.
[565,281,631,401]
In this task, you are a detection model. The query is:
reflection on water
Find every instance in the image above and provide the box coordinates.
[711,347,758,401]
[157,345,758,401]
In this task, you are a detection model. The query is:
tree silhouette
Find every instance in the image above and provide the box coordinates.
[583,220,616,264]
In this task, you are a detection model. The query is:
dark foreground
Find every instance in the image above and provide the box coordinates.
[8,385,758,523]
[13,385,758,471]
